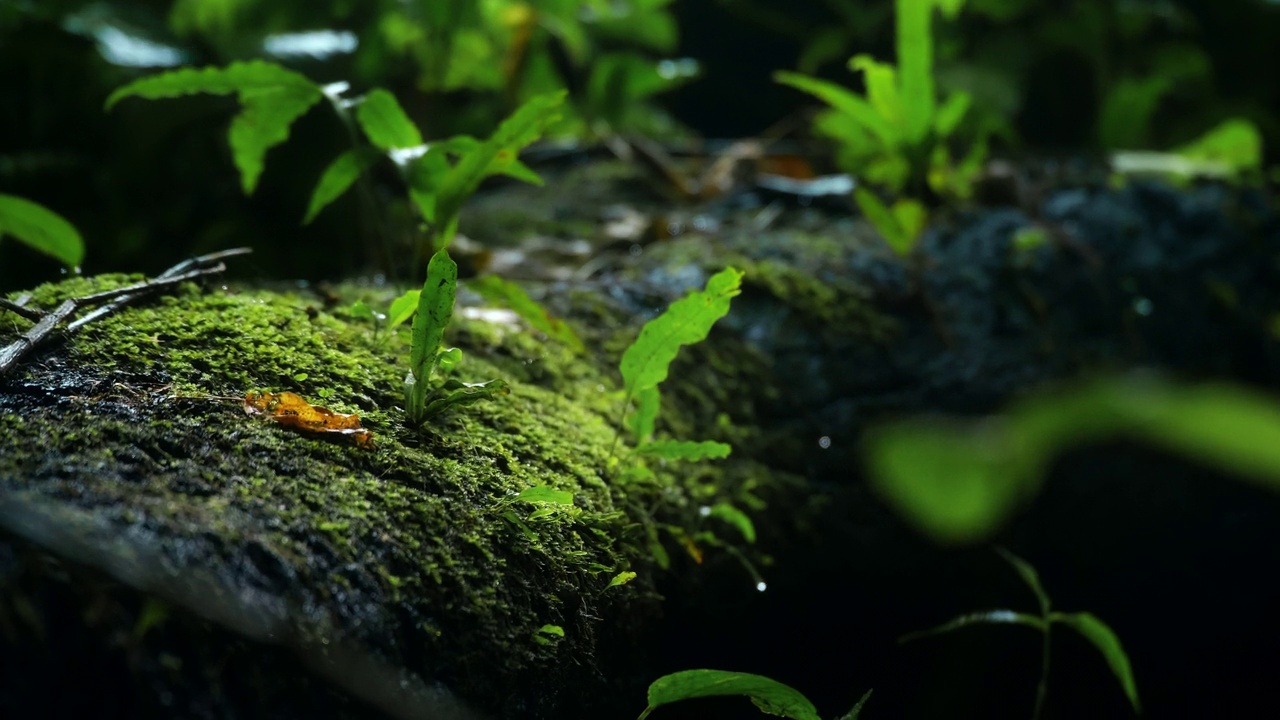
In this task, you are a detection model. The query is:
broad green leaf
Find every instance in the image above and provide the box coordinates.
[708,503,757,543]
[348,300,379,324]
[854,187,914,255]
[997,548,1050,614]
[1052,612,1141,714]
[1174,118,1262,175]
[433,91,564,248]
[638,670,821,720]
[106,61,323,194]
[607,570,637,589]
[388,289,420,329]
[933,91,972,138]
[304,148,379,224]
[628,386,661,443]
[620,267,743,400]
[466,275,585,352]
[418,379,510,419]
[891,199,928,248]
[435,346,463,375]
[775,71,898,148]
[635,440,732,461]
[898,0,938,145]
[515,486,575,505]
[866,375,1280,543]
[899,610,1047,644]
[355,89,423,150]
[408,249,458,422]
[0,194,84,267]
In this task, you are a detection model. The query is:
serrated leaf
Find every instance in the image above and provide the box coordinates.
[707,503,756,543]
[106,61,323,194]
[638,669,821,720]
[1052,612,1140,714]
[607,571,637,589]
[0,194,84,267]
[635,440,732,461]
[408,249,458,422]
[433,91,565,248]
[516,486,575,505]
[899,609,1047,644]
[304,148,379,224]
[355,88,424,150]
[466,275,584,352]
[388,289,420,329]
[620,267,743,401]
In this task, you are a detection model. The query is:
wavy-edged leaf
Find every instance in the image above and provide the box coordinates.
[466,275,584,352]
[0,194,84,267]
[407,249,457,422]
[636,440,732,462]
[107,61,323,194]
[1053,612,1140,713]
[355,89,423,150]
[638,669,821,720]
[433,90,565,248]
[304,148,379,224]
[775,70,898,148]
[620,267,743,400]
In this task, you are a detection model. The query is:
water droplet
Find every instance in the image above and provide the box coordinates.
[755,581,767,592]
[818,435,831,449]
[699,506,711,517]
[1132,297,1154,316]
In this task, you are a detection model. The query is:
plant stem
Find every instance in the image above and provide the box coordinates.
[1032,623,1051,720]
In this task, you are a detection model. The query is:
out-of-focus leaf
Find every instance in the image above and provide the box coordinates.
[466,274,584,352]
[707,503,756,543]
[635,440,732,461]
[515,486,575,505]
[775,70,897,148]
[997,548,1050,613]
[1098,75,1174,149]
[388,289,420,329]
[355,88,424,150]
[1174,118,1263,175]
[0,194,84,267]
[899,609,1047,644]
[897,0,937,145]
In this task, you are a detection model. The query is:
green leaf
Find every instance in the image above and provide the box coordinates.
[638,670,821,720]
[1174,118,1263,175]
[466,275,585,352]
[607,571,637,589]
[304,148,379,224]
[707,503,757,543]
[899,609,1047,644]
[433,91,565,248]
[898,0,938,145]
[388,289,420,329]
[106,61,323,194]
[635,440,732,462]
[418,379,509,420]
[849,55,903,129]
[355,89,424,150]
[0,194,84,267]
[1098,76,1174,149]
[628,386,661,444]
[866,375,1280,543]
[408,249,458,422]
[996,548,1050,614]
[854,187,915,255]
[775,71,898,148]
[620,267,743,401]
[1053,612,1141,714]
[933,91,972,138]
[533,623,565,645]
[515,486,575,505]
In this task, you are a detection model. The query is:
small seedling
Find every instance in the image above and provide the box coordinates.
[775,0,984,254]
[901,548,1140,719]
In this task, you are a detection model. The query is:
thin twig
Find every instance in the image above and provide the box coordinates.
[0,247,252,376]
[0,296,44,322]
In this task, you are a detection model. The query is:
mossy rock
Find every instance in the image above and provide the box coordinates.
[0,273,768,718]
